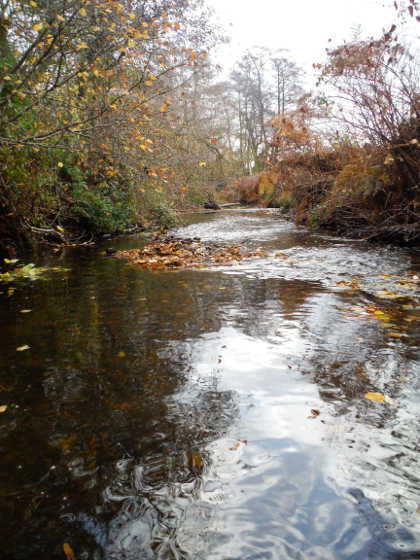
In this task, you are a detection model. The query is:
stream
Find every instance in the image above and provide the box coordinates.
[1,209,420,559]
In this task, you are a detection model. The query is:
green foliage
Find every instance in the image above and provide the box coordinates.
[71,185,138,234]
[309,204,329,228]
[151,200,179,230]
[268,197,292,211]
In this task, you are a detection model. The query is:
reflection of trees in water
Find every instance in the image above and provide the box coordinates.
[0,257,240,558]
[90,383,239,559]
[227,276,323,340]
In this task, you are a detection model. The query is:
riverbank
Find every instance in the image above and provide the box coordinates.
[220,146,420,247]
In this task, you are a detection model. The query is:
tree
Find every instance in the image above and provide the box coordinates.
[0,0,221,246]
[270,51,304,115]
[229,47,305,174]
[317,31,420,187]
[230,47,273,172]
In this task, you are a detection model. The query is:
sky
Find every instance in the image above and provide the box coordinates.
[206,0,399,86]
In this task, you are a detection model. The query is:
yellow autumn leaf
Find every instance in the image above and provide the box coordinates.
[79,7,87,16]
[198,161,206,167]
[3,75,11,81]
[0,405,7,413]
[365,392,386,403]
[57,162,64,167]
[129,12,135,20]
[30,0,37,7]
[128,39,134,48]
[63,543,75,560]
[145,80,153,86]
[33,23,43,31]
[16,345,30,352]
[160,104,167,112]
[117,351,126,358]
[77,41,88,50]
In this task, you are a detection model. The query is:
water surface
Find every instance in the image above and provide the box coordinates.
[1,209,419,559]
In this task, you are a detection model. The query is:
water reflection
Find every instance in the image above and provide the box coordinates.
[0,210,419,559]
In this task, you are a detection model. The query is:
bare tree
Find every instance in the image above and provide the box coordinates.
[271,51,304,115]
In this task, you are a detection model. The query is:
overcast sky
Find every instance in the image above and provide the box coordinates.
[206,0,399,86]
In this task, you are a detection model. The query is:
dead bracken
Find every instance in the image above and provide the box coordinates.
[116,235,267,270]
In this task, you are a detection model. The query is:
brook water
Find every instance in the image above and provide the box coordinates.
[1,209,420,559]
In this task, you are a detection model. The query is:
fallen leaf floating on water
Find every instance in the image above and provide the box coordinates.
[0,263,68,283]
[0,405,7,413]
[404,315,420,322]
[376,290,407,300]
[20,309,32,313]
[230,440,247,451]
[365,305,393,322]
[189,450,205,471]
[365,392,387,403]
[119,402,132,411]
[16,345,30,352]
[336,278,360,290]
[63,542,75,560]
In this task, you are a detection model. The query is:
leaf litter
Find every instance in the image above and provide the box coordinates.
[116,235,267,270]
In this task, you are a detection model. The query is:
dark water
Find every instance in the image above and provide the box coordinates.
[1,209,420,559]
